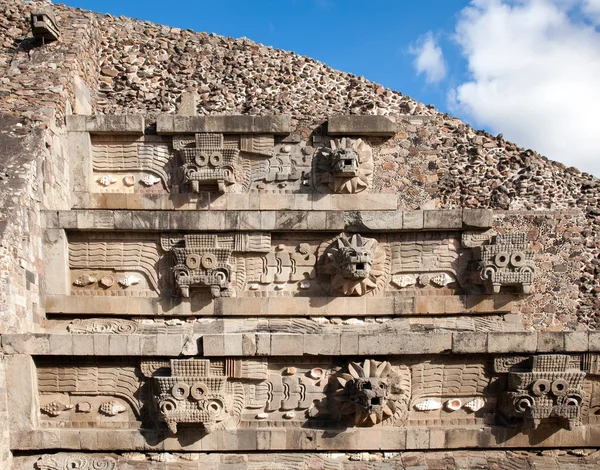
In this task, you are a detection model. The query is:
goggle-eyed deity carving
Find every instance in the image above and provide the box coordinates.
[496,355,585,430]
[319,234,388,296]
[480,233,536,294]
[314,138,373,194]
[175,133,239,193]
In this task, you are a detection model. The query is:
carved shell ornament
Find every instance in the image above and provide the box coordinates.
[332,359,410,426]
[319,234,387,296]
[314,137,373,193]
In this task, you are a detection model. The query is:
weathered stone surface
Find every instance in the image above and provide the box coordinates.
[328,115,397,136]
[157,115,291,134]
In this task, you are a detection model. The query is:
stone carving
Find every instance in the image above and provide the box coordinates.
[319,234,387,296]
[151,358,267,434]
[35,454,117,470]
[41,401,73,417]
[480,233,536,294]
[331,359,410,426]
[37,363,144,418]
[69,234,161,293]
[174,133,240,193]
[496,355,586,430]
[30,9,60,42]
[161,232,270,297]
[389,232,468,290]
[314,138,373,193]
[258,243,317,290]
[68,319,139,334]
[92,136,171,190]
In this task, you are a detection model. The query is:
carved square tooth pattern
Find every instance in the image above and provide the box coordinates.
[171,359,211,377]
[184,234,218,250]
[496,233,527,245]
[224,135,240,148]
[196,133,224,149]
[532,355,570,372]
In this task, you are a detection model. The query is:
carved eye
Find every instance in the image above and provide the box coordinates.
[171,382,190,400]
[565,395,581,407]
[532,379,551,396]
[210,152,223,167]
[551,379,569,396]
[159,399,178,414]
[205,399,224,414]
[190,382,209,401]
[195,151,209,167]
[495,252,510,268]
[185,254,201,270]
[202,253,217,269]
[511,252,526,267]
[514,396,534,413]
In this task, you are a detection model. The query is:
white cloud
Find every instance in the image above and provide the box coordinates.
[410,32,447,84]
[451,0,600,176]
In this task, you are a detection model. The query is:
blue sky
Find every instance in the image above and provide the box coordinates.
[59,0,600,176]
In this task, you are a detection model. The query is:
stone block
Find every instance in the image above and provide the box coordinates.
[488,332,537,353]
[462,208,493,228]
[340,333,359,355]
[304,334,340,355]
[157,115,291,135]
[589,332,600,352]
[49,334,73,355]
[452,332,487,353]
[406,428,430,450]
[345,210,403,231]
[223,334,243,356]
[270,335,304,356]
[42,229,69,296]
[423,210,462,229]
[537,332,565,352]
[72,334,94,355]
[66,130,92,193]
[178,92,198,116]
[328,115,397,136]
[202,335,225,356]
[109,335,128,356]
[402,210,424,230]
[255,334,270,355]
[359,333,451,355]
[565,331,589,352]
[67,115,145,135]
[6,355,39,433]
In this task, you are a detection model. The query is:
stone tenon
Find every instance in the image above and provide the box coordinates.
[1,1,600,469]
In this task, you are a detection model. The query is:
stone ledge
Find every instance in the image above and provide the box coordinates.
[156,115,291,135]
[327,115,397,137]
[10,425,600,451]
[73,193,399,211]
[9,331,589,356]
[44,295,513,317]
[44,209,494,231]
[66,115,145,135]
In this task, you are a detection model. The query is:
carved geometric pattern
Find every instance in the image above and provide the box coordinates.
[34,454,117,470]
[497,355,586,430]
[480,233,536,294]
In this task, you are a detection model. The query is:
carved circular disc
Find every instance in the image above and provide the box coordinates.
[205,399,224,413]
[186,254,202,270]
[202,253,217,269]
[532,379,551,396]
[190,382,209,401]
[495,252,510,268]
[564,394,582,407]
[511,252,526,267]
[171,382,190,400]
[195,152,209,167]
[210,152,223,167]
[552,379,569,396]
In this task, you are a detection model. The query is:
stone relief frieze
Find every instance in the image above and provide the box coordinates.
[88,133,379,195]
[34,454,118,470]
[65,231,523,299]
[34,355,600,436]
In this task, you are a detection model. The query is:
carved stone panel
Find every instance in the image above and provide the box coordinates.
[479,233,536,294]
